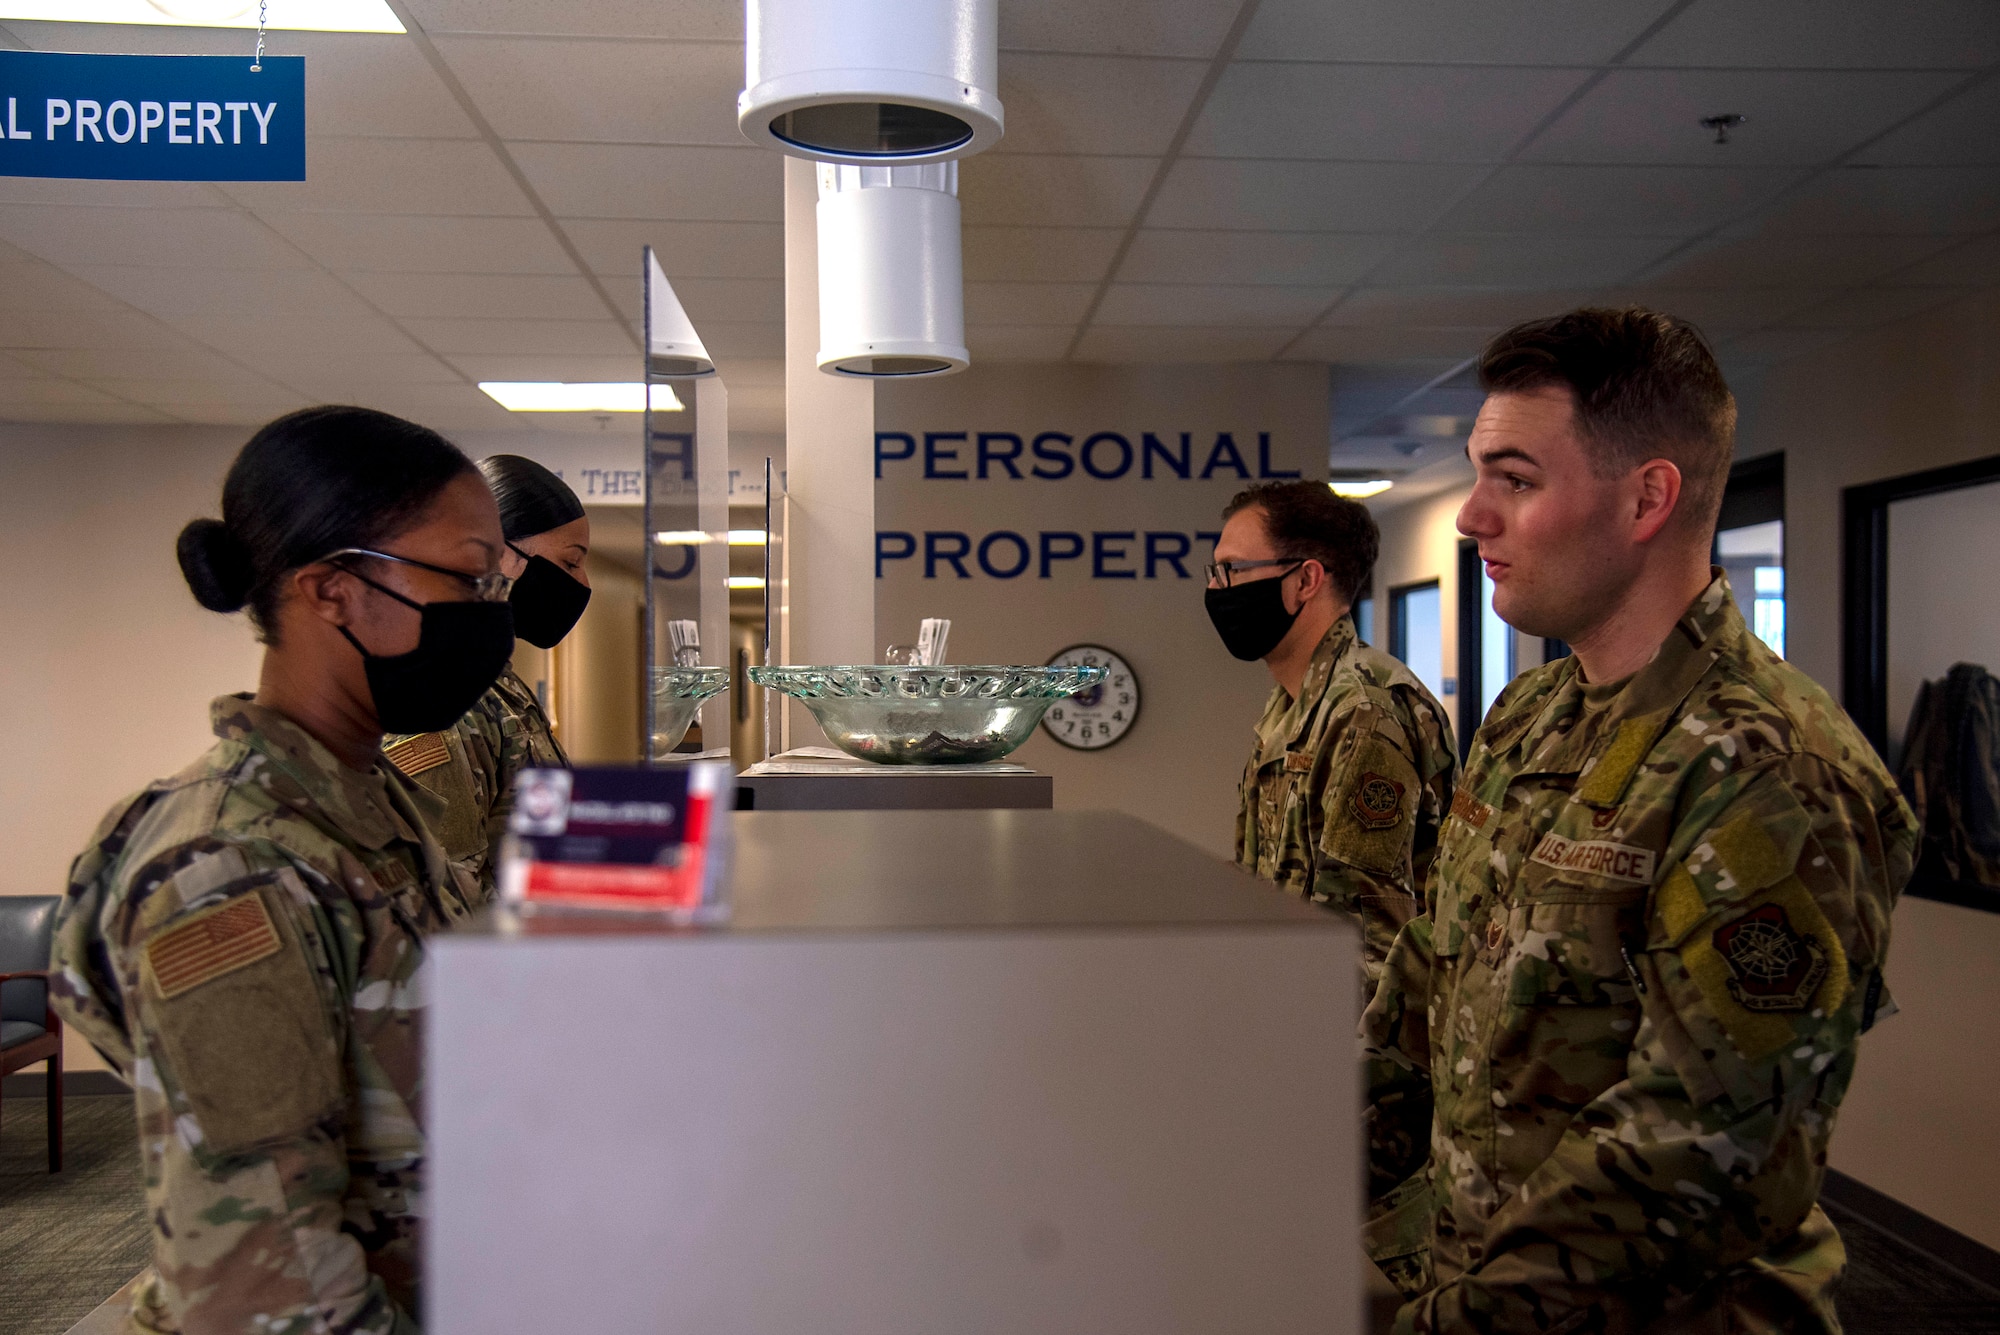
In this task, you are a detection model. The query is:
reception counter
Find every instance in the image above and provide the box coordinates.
[428,808,1359,1333]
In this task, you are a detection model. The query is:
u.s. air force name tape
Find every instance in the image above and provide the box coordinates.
[1529,833,1658,885]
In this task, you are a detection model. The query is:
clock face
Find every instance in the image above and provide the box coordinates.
[1042,645,1140,750]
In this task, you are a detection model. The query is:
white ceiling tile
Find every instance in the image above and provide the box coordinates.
[1288,326,1492,362]
[1325,287,1601,328]
[0,351,43,378]
[563,219,784,279]
[669,277,785,326]
[1072,325,1295,362]
[993,54,1208,157]
[690,322,785,360]
[966,326,1076,362]
[1119,230,1397,286]
[1774,286,1974,330]
[0,307,181,349]
[404,0,740,40]
[1711,327,1854,368]
[445,353,640,382]
[1756,167,2000,235]
[0,176,224,208]
[1523,70,1964,167]
[1435,164,1805,234]
[0,400,179,425]
[964,282,1096,326]
[13,345,268,383]
[259,212,576,274]
[0,377,150,408]
[1598,286,1836,332]
[166,316,466,384]
[0,260,146,312]
[1895,233,2000,286]
[1631,0,2000,68]
[1149,160,1485,231]
[283,31,480,139]
[1371,234,1682,287]
[433,36,743,145]
[400,318,637,356]
[960,155,1157,228]
[64,265,378,320]
[1096,283,1337,327]
[1190,64,1589,163]
[1857,81,2000,167]
[1239,0,1673,63]
[83,379,309,411]
[1635,233,1961,288]
[721,379,785,432]
[0,204,307,270]
[508,143,782,221]
[222,139,534,215]
[1000,0,1240,57]
[345,271,614,320]
[963,227,1123,283]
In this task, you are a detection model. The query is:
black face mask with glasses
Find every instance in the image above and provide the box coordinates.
[1203,557,1306,662]
[325,548,517,734]
[505,541,591,649]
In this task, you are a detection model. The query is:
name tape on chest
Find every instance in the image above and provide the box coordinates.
[144,893,282,1000]
[1529,832,1657,886]
[1450,787,1493,830]
[384,731,452,777]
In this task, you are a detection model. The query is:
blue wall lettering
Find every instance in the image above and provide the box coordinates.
[1199,433,1250,480]
[1093,530,1137,579]
[1039,530,1084,577]
[977,432,1023,479]
[0,52,304,181]
[874,431,915,478]
[876,530,916,577]
[924,431,968,480]
[925,530,972,578]
[1145,531,1192,579]
[1079,432,1132,480]
[1142,432,1190,479]
[879,530,1225,580]
[1257,431,1301,478]
[977,530,1030,579]
[1030,432,1074,479]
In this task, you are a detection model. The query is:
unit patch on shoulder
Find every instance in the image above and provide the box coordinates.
[1449,787,1493,831]
[383,731,452,777]
[1351,772,1405,830]
[1713,904,1827,1013]
[144,894,282,1000]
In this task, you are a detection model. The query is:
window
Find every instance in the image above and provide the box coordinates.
[1389,580,1444,703]
[1457,539,1521,754]
[1354,595,1374,646]
[1714,453,1785,659]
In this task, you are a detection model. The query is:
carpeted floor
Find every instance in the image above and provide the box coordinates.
[6,1092,1999,1334]
[0,1094,148,1335]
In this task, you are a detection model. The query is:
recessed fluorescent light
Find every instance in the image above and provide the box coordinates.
[728,529,767,546]
[726,576,766,590]
[654,530,711,546]
[479,382,682,413]
[0,0,403,31]
[1330,479,1393,499]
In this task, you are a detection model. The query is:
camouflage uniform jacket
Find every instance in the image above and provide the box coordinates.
[51,696,481,1335]
[1363,576,1917,1334]
[383,665,566,899]
[1235,614,1458,981]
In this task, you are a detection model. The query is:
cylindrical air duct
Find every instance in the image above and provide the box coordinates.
[816,163,967,379]
[740,0,1002,165]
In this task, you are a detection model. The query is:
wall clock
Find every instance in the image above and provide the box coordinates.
[1042,645,1140,750]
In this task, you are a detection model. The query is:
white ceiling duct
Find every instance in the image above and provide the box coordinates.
[645,247,715,378]
[739,0,1002,165]
[816,162,967,379]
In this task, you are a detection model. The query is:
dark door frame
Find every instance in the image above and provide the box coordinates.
[1456,540,1484,760]
[1841,452,2000,755]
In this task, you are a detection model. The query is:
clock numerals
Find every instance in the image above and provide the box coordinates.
[1042,644,1139,751]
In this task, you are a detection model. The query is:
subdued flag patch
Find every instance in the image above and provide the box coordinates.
[383,731,452,776]
[145,894,282,1000]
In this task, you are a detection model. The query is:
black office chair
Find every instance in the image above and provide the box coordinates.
[0,895,63,1172]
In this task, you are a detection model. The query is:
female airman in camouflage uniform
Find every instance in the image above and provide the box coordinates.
[51,407,514,1334]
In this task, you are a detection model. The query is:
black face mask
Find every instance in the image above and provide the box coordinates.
[1205,571,1301,662]
[341,579,516,734]
[507,545,591,649]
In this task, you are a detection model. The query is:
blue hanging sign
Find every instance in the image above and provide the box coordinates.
[0,50,303,181]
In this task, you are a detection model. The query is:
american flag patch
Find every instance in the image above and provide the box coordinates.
[384,731,451,776]
[145,895,283,1000]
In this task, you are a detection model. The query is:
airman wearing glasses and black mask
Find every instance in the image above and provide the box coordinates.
[383,454,590,893]
[1207,480,1457,989]
[52,406,507,1334]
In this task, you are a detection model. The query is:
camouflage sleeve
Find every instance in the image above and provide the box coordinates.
[1393,755,1914,1333]
[120,843,412,1335]
[454,691,514,875]
[1362,913,1437,1297]
[1313,691,1456,982]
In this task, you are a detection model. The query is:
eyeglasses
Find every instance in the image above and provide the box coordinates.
[1204,557,1307,589]
[321,548,513,603]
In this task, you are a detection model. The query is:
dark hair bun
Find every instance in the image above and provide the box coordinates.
[177,518,256,613]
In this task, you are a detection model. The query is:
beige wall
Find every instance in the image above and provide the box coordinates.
[0,420,264,1072]
[875,362,1327,858]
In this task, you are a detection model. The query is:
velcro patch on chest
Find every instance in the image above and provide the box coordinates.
[144,893,282,999]
[1350,771,1406,830]
[1450,786,1493,830]
[383,731,452,777]
[1529,833,1657,885]
[1283,750,1313,774]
